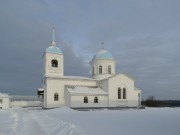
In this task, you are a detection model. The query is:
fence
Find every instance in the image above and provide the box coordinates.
[10,95,42,107]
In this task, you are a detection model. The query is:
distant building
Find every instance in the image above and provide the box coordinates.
[0,93,10,109]
[38,28,142,108]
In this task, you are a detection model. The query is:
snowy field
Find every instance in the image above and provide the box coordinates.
[0,107,180,135]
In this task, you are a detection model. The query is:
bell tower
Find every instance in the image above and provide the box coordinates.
[44,26,64,77]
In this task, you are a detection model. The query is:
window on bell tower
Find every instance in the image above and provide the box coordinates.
[99,65,102,74]
[108,65,111,74]
[51,59,58,67]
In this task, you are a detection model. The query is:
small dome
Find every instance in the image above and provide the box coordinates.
[46,46,63,54]
[92,49,114,61]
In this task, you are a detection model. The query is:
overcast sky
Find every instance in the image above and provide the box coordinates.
[0,0,180,100]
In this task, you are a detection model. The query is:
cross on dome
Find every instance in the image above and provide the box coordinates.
[102,42,104,49]
[52,24,55,42]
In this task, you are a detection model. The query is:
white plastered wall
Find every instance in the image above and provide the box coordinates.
[66,93,108,108]
[44,53,64,77]
[44,77,98,108]
[107,74,141,107]
[91,59,115,80]
[0,97,10,109]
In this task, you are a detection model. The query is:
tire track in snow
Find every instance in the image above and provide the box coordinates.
[10,108,46,135]
[34,111,87,135]
[21,112,46,135]
[11,109,21,135]
[9,108,87,135]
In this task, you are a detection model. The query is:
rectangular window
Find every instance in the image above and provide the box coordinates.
[0,99,3,103]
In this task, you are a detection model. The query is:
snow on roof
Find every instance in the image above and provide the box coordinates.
[67,86,107,96]
[135,87,141,91]
[0,93,10,98]
[38,88,44,91]
[63,76,95,80]
[47,76,97,81]
[121,73,135,80]
[102,73,135,81]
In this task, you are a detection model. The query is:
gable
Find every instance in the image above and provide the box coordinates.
[107,73,135,82]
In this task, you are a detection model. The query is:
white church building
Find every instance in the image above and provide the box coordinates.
[38,28,141,109]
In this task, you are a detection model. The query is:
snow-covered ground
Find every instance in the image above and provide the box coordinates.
[0,107,180,135]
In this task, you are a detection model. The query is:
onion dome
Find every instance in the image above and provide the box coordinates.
[92,49,114,61]
[46,46,63,54]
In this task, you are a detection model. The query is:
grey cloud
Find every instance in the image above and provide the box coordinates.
[59,40,89,77]
[0,0,180,99]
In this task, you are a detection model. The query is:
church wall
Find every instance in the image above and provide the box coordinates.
[69,95,108,108]
[44,53,64,77]
[108,74,138,107]
[42,78,47,108]
[45,79,64,108]
[45,77,98,108]
[127,90,141,107]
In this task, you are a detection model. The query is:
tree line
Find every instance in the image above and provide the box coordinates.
[141,96,180,107]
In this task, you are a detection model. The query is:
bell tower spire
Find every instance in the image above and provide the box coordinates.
[44,24,64,77]
[51,24,56,46]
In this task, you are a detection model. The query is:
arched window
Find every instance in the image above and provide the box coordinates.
[99,65,102,74]
[84,97,88,103]
[118,88,121,99]
[94,97,98,103]
[108,65,111,74]
[54,93,59,101]
[123,88,126,99]
[51,59,58,67]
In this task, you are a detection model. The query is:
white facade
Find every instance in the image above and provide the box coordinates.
[0,93,10,109]
[38,30,142,109]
